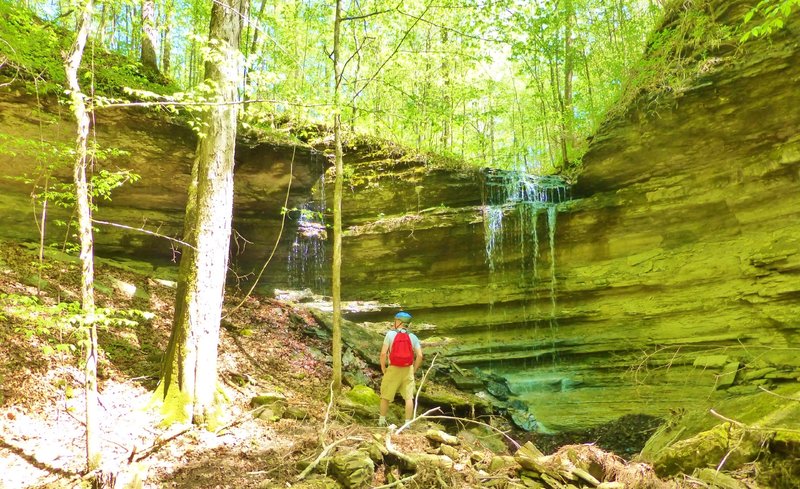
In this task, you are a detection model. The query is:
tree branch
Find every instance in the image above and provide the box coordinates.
[94,98,329,110]
[91,219,194,250]
[372,473,419,489]
[350,1,434,103]
[342,8,393,22]
[296,436,363,480]
[396,8,505,44]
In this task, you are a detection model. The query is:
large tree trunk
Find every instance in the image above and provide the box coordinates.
[140,0,160,74]
[331,0,344,394]
[155,0,246,428]
[64,0,99,472]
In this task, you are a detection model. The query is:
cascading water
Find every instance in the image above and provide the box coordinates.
[482,170,570,299]
[482,170,570,364]
[481,169,571,431]
[287,155,329,293]
[546,204,558,315]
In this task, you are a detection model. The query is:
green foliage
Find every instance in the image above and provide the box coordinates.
[1,0,676,177]
[740,0,799,41]
[281,207,324,222]
[608,1,736,121]
[0,1,176,96]
[0,131,138,211]
[34,169,139,211]
[0,292,154,356]
[0,1,66,93]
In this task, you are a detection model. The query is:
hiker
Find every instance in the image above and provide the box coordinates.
[378,311,423,427]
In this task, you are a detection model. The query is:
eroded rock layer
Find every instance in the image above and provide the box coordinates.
[333,2,800,431]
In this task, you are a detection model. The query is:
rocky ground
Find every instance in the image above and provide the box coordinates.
[0,241,789,489]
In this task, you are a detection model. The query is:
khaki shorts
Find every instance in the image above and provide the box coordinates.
[380,365,415,401]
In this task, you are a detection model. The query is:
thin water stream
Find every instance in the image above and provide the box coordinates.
[287,153,328,293]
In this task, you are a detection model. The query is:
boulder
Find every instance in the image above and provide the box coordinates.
[716,362,740,389]
[649,423,763,477]
[331,449,375,489]
[338,385,382,422]
[250,393,287,421]
[425,429,460,446]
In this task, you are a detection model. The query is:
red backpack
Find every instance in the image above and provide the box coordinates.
[389,329,414,367]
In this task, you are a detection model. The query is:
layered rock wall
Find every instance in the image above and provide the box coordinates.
[333,2,800,431]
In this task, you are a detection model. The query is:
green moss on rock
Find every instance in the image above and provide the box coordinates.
[343,384,380,408]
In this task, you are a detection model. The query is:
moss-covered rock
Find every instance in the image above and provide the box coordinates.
[330,449,374,489]
[338,385,383,423]
[1,0,799,440]
[648,423,764,476]
[344,385,380,408]
[250,393,288,421]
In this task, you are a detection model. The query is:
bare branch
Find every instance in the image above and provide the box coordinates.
[710,409,800,434]
[757,385,800,401]
[91,219,194,250]
[342,8,393,22]
[373,473,419,488]
[94,98,329,110]
[350,1,434,103]
[296,436,363,480]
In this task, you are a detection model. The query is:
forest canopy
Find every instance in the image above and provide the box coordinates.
[0,0,674,176]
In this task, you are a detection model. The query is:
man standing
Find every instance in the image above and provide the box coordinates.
[378,311,423,427]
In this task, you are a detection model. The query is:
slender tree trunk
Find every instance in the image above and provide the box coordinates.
[561,0,575,167]
[156,0,247,428]
[109,5,117,50]
[188,40,196,86]
[441,29,451,150]
[244,0,268,90]
[125,5,134,55]
[489,93,495,165]
[510,77,526,167]
[64,0,98,472]
[161,0,175,74]
[582,47,596,125]
[97,3,107,48]
[331,0,344,394]
[140,0,160,74]
[532,64,556,168]
[548,59,563,164]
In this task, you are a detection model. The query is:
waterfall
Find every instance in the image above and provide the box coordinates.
[483,206,505,273]
[482,170,569,291]
[481,169,570,394]
[287,156,328,293]
[547,204,558,316]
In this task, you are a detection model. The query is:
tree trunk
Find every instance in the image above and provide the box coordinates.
[141,0,160,75]
[161,0,175,75]
[64,0,98,472]
[97,2,107,48]
[561,0,575,168]
[331,0,344,394]
[582,47,596,125]
[155,0,247,428]
[441,28,451,150]
[244,0,268,90]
